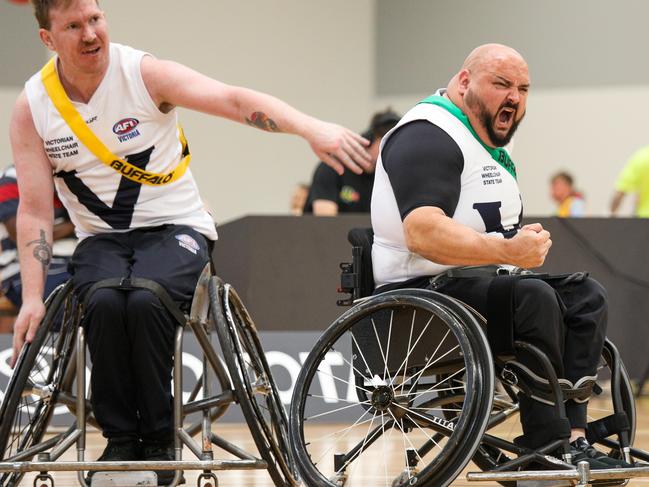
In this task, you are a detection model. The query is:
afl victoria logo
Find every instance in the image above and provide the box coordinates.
[113,118,140,135]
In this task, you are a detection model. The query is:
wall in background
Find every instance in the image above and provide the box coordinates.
[101,0,375,224]
[377,0,649,95]
[375,0,649,216]
[0,2,46,86]
[0,1,646,219]
[0,0,374,224]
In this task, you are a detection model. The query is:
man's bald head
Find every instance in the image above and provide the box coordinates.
[447,43,530,148]
[461,43,527,74]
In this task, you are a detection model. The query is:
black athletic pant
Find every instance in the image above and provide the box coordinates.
[69,225,210,441]
[431,275,608,448]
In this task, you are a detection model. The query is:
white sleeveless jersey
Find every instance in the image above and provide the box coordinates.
[372,99,522,286]
[24,43,217,241]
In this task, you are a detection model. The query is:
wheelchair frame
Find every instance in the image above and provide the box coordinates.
[0,265,298,487]
[3,225,649,487]
[286,227,649,487]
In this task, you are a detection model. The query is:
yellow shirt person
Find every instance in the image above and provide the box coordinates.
[611,146,649,217]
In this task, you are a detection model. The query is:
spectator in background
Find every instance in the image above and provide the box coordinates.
[0,165,76,333]
[289,183,309,216]
[550,171,585,217]
[303,109,401,215]
[611,146,649,217]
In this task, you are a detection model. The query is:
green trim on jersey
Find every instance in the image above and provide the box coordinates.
[418,95,517,180]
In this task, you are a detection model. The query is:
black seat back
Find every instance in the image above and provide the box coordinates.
[338,228,375,305]
[347,228,375,297]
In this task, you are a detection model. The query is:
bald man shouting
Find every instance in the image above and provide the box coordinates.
[371,44,630,470]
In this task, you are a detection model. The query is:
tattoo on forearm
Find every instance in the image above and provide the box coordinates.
[246,112,281,132]
[27,229,52,274]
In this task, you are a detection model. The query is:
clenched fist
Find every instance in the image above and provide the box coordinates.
[505,223,552,269]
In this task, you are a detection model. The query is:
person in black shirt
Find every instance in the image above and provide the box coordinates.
[304,109,400,215]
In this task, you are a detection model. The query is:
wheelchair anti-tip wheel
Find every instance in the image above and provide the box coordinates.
[0,281,79,487]
[289,289,495,487]
[210,278,299,487]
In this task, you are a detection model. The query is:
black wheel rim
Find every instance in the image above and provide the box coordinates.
[289,292,493,487]
[0,282,77,487]
[210,278,298,486]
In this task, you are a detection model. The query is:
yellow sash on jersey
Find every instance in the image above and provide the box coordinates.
[40,58,191,186]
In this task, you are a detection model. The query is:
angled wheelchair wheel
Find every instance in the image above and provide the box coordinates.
[0,281,78,487]
[289,289,494,487]
[472,339,636,486]
[210,278,299,487]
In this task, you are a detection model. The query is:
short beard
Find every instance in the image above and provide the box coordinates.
[464,89,524,147]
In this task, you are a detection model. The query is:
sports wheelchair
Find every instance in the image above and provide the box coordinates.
[289,228,649,487]
[0,265,298,487]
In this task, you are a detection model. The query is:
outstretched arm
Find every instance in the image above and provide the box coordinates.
[9,92,55,367]
[140,56,371,175]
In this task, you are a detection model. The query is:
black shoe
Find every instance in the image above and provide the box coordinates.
[570,437,634,469]
[141,440,185,486]
[86,437,141,483]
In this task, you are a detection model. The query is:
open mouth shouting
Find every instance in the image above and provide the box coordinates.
[495,106,516,130]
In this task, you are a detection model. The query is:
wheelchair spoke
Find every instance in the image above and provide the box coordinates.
[350,331,379,388]
[306,401,372,421]
[389,314,436,389]
[397,383,466,399]
[384,310,394,387]
[314,410,378,469]
[406,367,467,401]
[342,412,379,480]
[405,413,444,454]
[406,343,461,396]
[371,317,394,384]
[330,344,377,388]
[305,415,377,446]
[398,310,417,396]
[314,365,374,395]
[387,409,426,466]
[308,393,369,404]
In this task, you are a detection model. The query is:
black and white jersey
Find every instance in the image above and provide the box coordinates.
[371,94,522,286]
[24,43,217,241]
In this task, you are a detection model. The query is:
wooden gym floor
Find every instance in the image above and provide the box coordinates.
[14,396,649,486]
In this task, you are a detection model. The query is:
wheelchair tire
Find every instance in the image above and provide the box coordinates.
[210,278,299,487]
[600,340,636,447]
[0,281,77,487]
[289,290,494,487]
[471,339,637,487]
